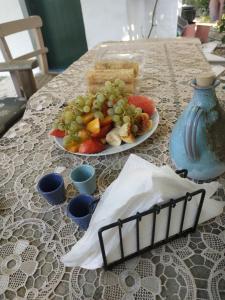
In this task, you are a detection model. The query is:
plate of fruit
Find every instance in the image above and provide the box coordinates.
[50,80,159,156]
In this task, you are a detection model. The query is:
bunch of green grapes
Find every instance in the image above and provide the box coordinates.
[53,79,142,141]
[106,96,143,132]
[103,79,126,99]
[92,93,105,120]
[53,118,65,131]
[83,79,125,121]
[53,105,84,146]
[91,79,143,132]
[68,94,95,114]
[53,94,94,134]
[90,80,127,120]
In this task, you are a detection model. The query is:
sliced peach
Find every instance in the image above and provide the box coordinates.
[121,134,135,144]
[82,112,94,124]
[86,118,100,134]
[65,141,79,152]
[69,140,78,147]
[91,124,112,138]
[67,145,79,152]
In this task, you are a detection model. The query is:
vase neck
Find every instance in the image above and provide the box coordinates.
[192,87,218,110]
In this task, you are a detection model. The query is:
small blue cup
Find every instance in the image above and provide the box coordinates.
[37,173,66,205]
[67,194,99,230]
[70,164,96,195]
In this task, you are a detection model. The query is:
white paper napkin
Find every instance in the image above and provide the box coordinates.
[61,154,224,269]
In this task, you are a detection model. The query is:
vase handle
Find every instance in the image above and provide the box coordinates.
[184,106,204,161]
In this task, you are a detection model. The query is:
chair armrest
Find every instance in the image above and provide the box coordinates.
[0,58,38,72]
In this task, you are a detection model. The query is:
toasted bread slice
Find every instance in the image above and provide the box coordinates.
[87,69,135,84]
[95,60,139,77]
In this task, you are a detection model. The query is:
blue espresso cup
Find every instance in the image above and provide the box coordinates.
[37,173,66,205]
[70,164,96,195]
[67,194,99,230]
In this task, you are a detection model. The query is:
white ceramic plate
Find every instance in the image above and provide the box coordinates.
[54,110,159,157]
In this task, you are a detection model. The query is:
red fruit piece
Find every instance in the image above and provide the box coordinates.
[49,129,66,138]
[128,95,156,117]
[102,103,108,116]
[92,124,113,138]
[101,116,112,126]
[78,139,105,154]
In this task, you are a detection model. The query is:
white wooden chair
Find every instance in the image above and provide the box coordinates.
[0,16,55,99]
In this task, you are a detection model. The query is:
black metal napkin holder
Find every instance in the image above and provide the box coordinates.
[98,170,206,270]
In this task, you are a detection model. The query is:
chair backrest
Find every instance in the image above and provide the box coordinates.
[0,16,48,74]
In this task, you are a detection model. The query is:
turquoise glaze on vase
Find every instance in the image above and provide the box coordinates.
[170,79,225,180]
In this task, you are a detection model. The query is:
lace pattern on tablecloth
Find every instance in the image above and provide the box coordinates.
[0,40,225,300]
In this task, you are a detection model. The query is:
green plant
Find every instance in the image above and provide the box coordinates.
[183,0,209,16]
[183,0,208,10]
[199,15,211,23]
[216,14,225,43]
[216,14,225,33]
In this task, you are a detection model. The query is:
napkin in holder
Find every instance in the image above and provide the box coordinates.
[61,154,223,269]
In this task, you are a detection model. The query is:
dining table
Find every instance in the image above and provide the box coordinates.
[0,38,225,300]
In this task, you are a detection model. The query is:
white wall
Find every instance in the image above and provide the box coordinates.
[0,0,33,63]
[178,0,183,16]
[81,0,180,49]
[126,0,179,39]
[0,0,181,61]
[80,0,129,49]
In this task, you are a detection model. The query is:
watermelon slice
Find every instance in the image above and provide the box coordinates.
[128,95,156,117]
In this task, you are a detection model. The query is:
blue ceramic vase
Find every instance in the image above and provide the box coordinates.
[170,79,225,180]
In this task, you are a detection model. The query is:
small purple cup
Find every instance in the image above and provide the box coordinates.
[67,194,99,230]
[37,173,66,205]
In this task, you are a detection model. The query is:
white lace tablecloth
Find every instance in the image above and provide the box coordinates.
[1,39,225,300]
